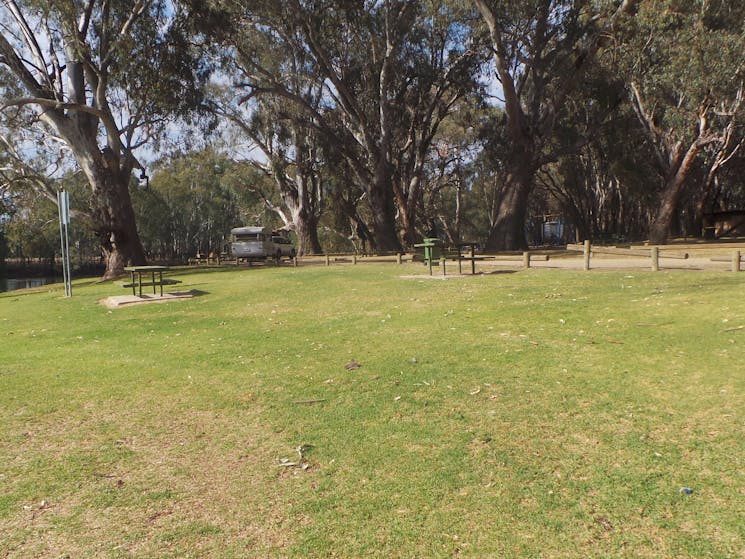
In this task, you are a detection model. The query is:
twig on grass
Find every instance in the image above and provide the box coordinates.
[292,398,328,404]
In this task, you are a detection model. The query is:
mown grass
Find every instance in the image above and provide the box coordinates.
[1,264,743,558]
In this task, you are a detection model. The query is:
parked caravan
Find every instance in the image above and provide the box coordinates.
[230,226,274,261]
[230,227,296,261]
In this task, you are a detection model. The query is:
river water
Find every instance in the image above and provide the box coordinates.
[0,277,58,293]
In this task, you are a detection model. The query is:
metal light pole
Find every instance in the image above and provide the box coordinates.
[57,189,72,297]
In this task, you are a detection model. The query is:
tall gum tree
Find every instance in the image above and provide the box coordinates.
[621,0,745,243]
[204,22,327,256]
[219,98,326,255]
[191,0,480,251]
[473,0,636,250]
[303,1,480,249]
[0,0,207,278]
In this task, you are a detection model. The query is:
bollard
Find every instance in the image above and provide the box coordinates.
[353,254,357,265]
[441,256,447,276]
[293,256,298,268]
[733,250,741,272]
[583,240,591,271]
[523,251,530,269]
[651,246,659,272]
[325,254,330,266]
[397,252,402,265]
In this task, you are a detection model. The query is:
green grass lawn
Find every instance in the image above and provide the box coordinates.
[1,264,743,558]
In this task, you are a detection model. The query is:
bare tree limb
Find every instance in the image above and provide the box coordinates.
[1,96,107,119]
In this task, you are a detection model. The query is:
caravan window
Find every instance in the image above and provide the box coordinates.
[234,233,264,241]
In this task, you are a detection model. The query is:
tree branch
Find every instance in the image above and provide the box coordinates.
[3,0,52,91]
[1,97,107,120]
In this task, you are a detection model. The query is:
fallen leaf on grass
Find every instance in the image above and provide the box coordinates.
[345,360,361,370]
[606,339,624,344]
[278,458,310,471]
[469,387,481,395]
[594,516,613,531]
[278,445,314,470]
[296,444,314,459]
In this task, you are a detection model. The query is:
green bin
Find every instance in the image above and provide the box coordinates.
[423,238,442,263]
[414,238,442,267]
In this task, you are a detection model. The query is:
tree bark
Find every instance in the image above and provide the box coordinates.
[290,204,322,255]
[84,163,146,279]
[475,0,537,251]
[485,163,534,251]
[0,8,151,280]
[368,171,402,252]
[647,141,701,244]
[276,171,323,256]
[395,174,421,247]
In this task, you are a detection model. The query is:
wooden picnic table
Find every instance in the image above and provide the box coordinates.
[457,242,484,274]
[123,266,177,297]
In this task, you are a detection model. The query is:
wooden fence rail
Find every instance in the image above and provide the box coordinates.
[566,241,689,271]
[710,251,743,272]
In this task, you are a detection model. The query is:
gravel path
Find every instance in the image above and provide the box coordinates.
[478,250,742,272]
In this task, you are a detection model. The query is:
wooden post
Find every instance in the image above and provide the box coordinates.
[325,254,330,266]
[733,250,741,272]
[441,256,447,276]
[523,251,530,268]
[293,256,298,268]
[353,254,357,265]
[583,240,591,271]
[651,246,659,272]
[396,252,402,265]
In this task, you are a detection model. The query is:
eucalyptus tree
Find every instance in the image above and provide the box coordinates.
[208,87,326,255]
[473,0,636,250]
[133,148,256,261]
[241,102,325,255]
[528,59,657,243]
[1,188,59,265]
[621,0,745,243]
[537,127,657,243]
[192,0,481,251]
[0,0,208,278]
[0,71,62,209]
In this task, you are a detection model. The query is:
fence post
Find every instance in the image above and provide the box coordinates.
[396,252,402,265]
[353,254,357,265]
[651,246,659,272]
[733,250,741,272]
[523,251,530,269]
[325,254,330,266]
[583,240,591,271]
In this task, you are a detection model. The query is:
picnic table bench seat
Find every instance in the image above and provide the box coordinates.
[122,266,181,297]
[120,278,182,289]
